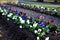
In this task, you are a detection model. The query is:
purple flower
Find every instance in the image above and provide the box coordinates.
[41,22,46,27]
[21,15,27,20]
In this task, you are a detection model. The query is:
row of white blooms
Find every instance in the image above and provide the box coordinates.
[0,7,49,40]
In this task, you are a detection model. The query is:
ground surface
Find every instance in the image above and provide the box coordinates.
[0,13,37,40]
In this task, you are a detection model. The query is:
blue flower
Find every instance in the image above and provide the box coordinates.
[21,15,27,20]
[16,9,19,14]
[10,10,13,13]
[41,22,46,27]
[16,9,20,16]
[30,17,34,22]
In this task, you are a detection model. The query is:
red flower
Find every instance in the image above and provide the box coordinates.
[19,11,23,15]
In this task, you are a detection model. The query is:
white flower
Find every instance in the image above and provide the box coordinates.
[7,13,13,17]
[42,32,45,36]
[19,17,22,21]
[1,10,3,12]
[20,19,25,24]
[41,6,44,9]
[2,12,7,15]
[4,9,6,12]
[45,37,49,40]
[21,3,24,5]
[30,25,32,28]
[34,30,38,34]
[19,25,22,28]
[37,36,40,40]
[54,9,57,12]
[12,15,17,19]
[7,18,9,20]
[26,19,30,24]
[2,13,5,15]
[38,29,42,32]
[33,22,38,27]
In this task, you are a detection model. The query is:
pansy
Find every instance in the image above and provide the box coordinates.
[7,18,10,20]
[21,3,24,5]
[4,9,7,12]
[54,9,57,12]
[30,17,34,22]
[19,25,22,28]
[34,30,38,34]
[12,15,18,19]
[7,13,13,17]
[39,15,44,20]
[37,36,40,40]
[26,19,30,24]
[38,29,42,32]
[30,25,33,28]
[33,22,38,27]
[45,37,49,40]
[40,22,46,27]
[2,13,5,15]
[19,16,22,21]
[41,32,45,36]
[10,10,13,13]
[1,10,3,12]
[16,9,19,14]
[41,6,44,9]
[21,15,27,20]
[20,19,25,24]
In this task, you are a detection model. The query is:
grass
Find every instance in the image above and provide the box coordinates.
[31,4,60,12]
[21,2,60,12]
